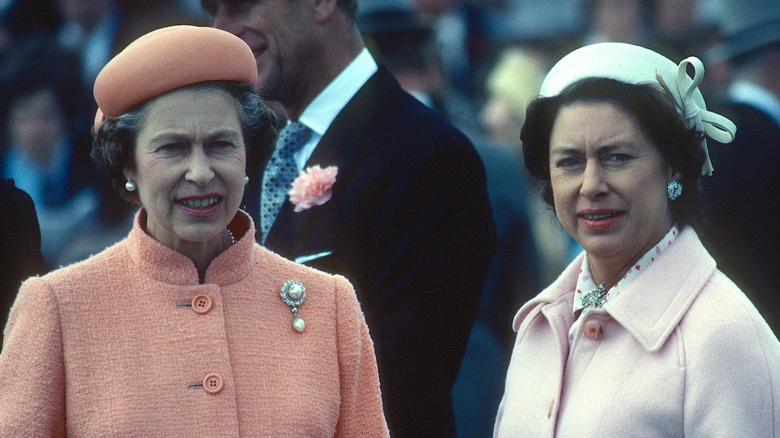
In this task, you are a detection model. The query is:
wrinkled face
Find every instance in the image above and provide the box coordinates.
[549,102,678,269]
[124,87,246,250]
[209,0,315,105]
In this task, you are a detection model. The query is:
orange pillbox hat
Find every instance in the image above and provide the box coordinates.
[93,25,257,119]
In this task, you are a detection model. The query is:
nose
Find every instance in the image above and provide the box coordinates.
[185,147,215,186]
[579,160,608,199]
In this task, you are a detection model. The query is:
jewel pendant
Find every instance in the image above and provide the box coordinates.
[292,314,305,332]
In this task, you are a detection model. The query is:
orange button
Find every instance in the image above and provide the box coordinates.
[191,294,213,314]
[203,373,224,394]
[583,320,604,341]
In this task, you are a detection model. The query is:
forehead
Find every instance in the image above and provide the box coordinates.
[137,86,242,138]
[550,101,652,152]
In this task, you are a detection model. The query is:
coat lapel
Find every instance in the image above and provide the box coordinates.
[265,67,402,255]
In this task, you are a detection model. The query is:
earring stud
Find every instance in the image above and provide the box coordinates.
[667,180,682,200]
[125,179,136,192]
[243,175,250,185]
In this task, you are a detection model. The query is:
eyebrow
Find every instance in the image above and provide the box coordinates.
[550,142,633,156]
[147,129,242,145]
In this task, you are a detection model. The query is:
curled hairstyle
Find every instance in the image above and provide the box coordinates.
[521,77,707,230]
[91,81,277,202]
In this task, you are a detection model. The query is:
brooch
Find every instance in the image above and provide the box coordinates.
[280,280,307,332]
[581,283,608,309]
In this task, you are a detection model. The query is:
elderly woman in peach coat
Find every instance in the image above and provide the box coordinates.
[494,43,780,436]
[0,26,389,437]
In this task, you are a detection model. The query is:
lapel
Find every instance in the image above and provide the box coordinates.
[265,67,402,255]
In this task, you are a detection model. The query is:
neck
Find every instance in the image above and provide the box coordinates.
[283,27,364,120]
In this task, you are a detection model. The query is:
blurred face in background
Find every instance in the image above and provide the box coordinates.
[58,0,113,30]
[7,88,66,165]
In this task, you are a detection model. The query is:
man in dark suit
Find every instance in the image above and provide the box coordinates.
[202,0,496,435]
[0,178,45,348]
[704,0,780,334]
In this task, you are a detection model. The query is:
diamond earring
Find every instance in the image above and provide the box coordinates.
[667,180,682,200]
[125,179,136,192]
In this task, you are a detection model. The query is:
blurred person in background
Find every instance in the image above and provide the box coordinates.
[494,42,779,435]
[703,0,780,335]
[0,34,103,269]
[581,0,649,46]
[0,178,45,350]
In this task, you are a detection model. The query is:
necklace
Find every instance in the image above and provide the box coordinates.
[226,227,237,245]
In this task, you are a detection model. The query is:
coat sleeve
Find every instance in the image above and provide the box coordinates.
[682,278,780,436]
[333,275,390,437]
[0,277,67,437]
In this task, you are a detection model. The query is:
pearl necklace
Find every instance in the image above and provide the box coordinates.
[226,228,237,245]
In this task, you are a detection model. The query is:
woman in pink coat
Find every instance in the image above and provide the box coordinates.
[494,42,780,436]
[0,26,389,437]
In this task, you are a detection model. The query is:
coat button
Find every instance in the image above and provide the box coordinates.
[203,373,224,394]
[191,294,213,314]
[583,320,604,340]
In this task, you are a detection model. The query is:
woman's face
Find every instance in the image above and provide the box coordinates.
[549,102,678,274]
[124,86,246,251]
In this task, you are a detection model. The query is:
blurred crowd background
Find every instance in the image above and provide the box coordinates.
[1,0,776,436]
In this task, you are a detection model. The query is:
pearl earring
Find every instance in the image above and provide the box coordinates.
[125,179,136,192]
[667,180,682,200]
[243,175,250,185]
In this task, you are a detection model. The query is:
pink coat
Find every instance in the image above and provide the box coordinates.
[494,226,780,437]
[0,210,390,437]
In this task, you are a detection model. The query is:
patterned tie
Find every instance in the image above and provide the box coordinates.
[260,121,312,243]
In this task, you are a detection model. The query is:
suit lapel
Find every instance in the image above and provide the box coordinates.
[265,67,402,255]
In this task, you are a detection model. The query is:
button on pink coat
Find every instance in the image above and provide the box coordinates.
[0,210,390,437]
[494,226,780,437]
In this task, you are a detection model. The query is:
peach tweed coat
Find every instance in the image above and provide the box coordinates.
[494,226,780,437]
[0,210,390,437]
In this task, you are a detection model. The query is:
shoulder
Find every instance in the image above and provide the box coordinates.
[31,239,129,292]
[678,270,779,367]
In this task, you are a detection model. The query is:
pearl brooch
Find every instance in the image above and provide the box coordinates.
[280,280,306,332]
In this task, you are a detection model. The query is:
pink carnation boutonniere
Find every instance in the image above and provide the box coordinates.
[288,165,338,212]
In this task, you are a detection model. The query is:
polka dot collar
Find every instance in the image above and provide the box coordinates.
[574,224,680,314]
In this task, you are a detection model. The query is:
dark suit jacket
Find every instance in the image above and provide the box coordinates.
[704,102,780,335]
[0,178,45,348]
[242,67,497,437]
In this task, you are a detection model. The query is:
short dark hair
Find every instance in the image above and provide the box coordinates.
[200,0,359,21]
[521,77,707,230]
[91,81,277,202]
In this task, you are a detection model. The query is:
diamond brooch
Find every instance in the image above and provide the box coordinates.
[280,280,307,332]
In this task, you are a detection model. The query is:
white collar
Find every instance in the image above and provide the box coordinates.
[298,48,378,137]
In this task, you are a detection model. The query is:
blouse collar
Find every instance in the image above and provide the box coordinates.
[126,208,256,285]
[573,224,681,314]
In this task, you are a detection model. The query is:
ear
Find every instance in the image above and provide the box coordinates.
[122,167,136,183]
[311,0,338,23]
[670,169,683,182]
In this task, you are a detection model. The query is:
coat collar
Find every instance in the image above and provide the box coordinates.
[514,226,717,352]
[126,209,257,285]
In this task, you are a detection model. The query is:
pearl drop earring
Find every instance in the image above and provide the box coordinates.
[243,175,250,185]
[125,179,136,192]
